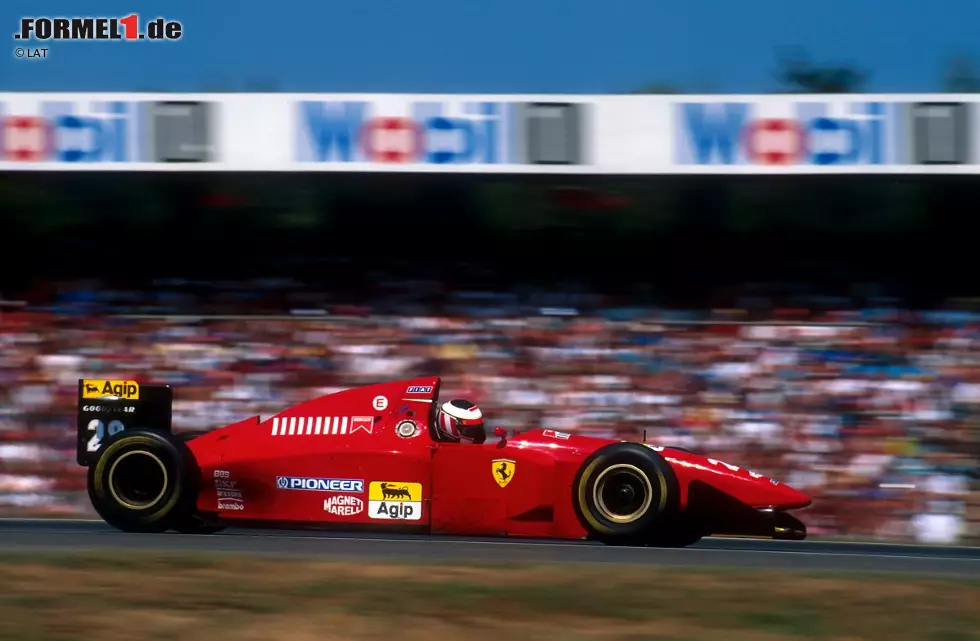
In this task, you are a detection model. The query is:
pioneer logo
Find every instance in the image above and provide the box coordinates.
[275,477,364,493]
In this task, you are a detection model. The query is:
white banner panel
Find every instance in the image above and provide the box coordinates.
[667,94,980,174]
[0,92,977,174]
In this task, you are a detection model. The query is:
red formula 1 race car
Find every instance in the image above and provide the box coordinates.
[77,376,811,546]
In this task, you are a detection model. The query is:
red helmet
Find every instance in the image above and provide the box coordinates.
[435,399,486,444]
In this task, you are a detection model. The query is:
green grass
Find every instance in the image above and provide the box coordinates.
[0,551,979,640]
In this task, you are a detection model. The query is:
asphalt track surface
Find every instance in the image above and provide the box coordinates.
[2,519,980,576]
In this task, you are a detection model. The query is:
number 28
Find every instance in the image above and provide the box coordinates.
[86,419,125,452]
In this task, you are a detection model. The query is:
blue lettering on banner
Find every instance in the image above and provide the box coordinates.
[276,477,365,492]
[675,101,902,166]
[0,100,148,163]
[295,100,516,165]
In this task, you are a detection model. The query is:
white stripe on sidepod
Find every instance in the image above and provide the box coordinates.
[272,417,280,436]
[314,416,323,435]
[340,416,348,434]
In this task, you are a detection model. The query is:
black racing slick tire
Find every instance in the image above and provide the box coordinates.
[87,430,195,533]
[573,442,680,545]
[645,523,704,548]
[173,515,225,535]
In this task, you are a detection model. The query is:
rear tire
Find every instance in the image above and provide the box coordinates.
[88,430,194,533]
[173,515,225,535]
[573,443,680,545]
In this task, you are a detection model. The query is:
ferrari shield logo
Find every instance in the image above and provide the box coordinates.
[492,459,515,488]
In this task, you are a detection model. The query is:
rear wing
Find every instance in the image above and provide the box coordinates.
[76,379,173,466]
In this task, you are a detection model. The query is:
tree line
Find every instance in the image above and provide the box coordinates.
[633,49,980,94]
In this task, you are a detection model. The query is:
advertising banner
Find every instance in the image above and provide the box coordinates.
[0,92,978,174]
[0,94,219,168]
[293,96,592,171]
[671,96,977,173]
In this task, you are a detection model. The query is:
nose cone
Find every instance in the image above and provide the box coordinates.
[661,448,812,511]
[769,480,811,510]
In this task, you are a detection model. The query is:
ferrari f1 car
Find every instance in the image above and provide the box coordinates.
[77,377,810,546]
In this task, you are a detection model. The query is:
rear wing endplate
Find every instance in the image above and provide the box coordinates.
[76,379,173,466]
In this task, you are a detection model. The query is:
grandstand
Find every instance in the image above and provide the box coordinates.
[2,169,978,543]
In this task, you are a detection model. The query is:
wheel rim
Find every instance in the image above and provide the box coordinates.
[593,464,653,524]
[107,450,168,510]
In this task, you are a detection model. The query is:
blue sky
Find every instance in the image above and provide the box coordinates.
[1,0,977,94]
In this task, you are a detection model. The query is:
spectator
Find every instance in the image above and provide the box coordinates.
[1,277,979,543]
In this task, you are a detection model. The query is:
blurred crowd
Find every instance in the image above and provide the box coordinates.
[2,279,980,545]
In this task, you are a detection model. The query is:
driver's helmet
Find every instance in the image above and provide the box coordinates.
[434,399,486,444]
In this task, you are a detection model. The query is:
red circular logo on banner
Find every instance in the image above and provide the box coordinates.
[2,116,53,162]
[742,118,805,165]
[360,117,423,163]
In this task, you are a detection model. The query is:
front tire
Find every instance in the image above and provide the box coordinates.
[645,522,704,547]
[88,430,194,533]
[573,443,680,545]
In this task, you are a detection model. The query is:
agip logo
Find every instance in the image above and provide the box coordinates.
[81,380,140,400]
[367,481,422,521]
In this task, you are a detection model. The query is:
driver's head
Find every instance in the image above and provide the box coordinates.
[435,399,486,444]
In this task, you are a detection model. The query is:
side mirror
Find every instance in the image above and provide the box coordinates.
[493,427,507,447]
